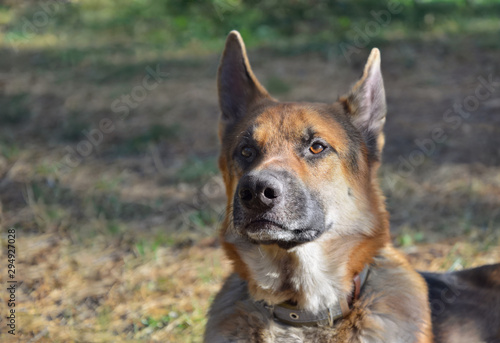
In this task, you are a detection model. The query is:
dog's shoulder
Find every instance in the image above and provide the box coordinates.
[343,245,433,343]
[204,273,275,343]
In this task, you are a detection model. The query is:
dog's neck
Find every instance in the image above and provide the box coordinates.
[229,232,381,313]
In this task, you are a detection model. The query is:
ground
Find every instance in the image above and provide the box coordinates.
[0,32,499,342]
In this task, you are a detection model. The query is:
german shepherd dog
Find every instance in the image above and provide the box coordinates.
[204,31,500,343]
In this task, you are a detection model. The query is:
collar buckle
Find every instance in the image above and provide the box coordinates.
[327,308,334,327]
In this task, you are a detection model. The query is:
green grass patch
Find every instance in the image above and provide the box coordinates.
[175,156,218,184]
[89,193,156,220]
[0,140,20,161]
[97,306,113,329]
[114,123,181,155]
[265,76,291,95]
[188,209,219,230]
[0,93,31,124]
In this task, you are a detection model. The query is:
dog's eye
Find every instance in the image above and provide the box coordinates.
[309,143,326,154]
[241,146,256,159]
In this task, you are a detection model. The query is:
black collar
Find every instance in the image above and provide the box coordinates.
[251,265,370,327]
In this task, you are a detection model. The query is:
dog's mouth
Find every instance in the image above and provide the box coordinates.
[242,219,322,248]
[246,219,285,232]
[245,219,296,242]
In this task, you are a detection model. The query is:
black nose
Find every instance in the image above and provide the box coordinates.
[237,172,283,211]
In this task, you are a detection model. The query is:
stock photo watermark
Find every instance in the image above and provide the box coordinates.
[5,227,18,336]
[213,0,239,21]
[177,175,226,231]
[384,72,499,189]
[428,277,469,316]
[56,64,169,173]
[4,0,69,53]
[339,0,404,63]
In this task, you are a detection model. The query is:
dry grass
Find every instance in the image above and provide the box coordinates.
[0,34,500,342]
[11,234,229,342]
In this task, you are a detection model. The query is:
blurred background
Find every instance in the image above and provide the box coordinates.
[0,0,499,341]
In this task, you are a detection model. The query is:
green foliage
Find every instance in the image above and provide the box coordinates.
[141,315,171,330]
[4,0,500,54]
[397,231,425,247]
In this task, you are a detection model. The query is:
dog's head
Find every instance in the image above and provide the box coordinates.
[217,31,389,257]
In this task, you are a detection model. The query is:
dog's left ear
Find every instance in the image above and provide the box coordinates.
[217,31,272,128]
[341,48,386,161]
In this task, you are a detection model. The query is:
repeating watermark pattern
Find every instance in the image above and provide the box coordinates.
[339,0,404,63]
[111,65,169,120]
[385,72,499,190]
[55,64,168,174]
[428,276,469,317]
[5,0,68,53]
[177,176,226,231]
[213,0,239,21]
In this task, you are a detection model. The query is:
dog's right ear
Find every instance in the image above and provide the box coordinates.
[341,48,387,163]
[217,31,272,126]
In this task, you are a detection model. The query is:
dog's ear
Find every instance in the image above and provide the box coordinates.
[217,30,272,126]
[341,48,386,161]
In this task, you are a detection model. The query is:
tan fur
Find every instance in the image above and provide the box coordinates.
[206,246,433,343]
[205,31,433,343]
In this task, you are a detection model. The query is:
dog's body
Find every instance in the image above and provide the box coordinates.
[423,265,500,342]
[204,31,500,343]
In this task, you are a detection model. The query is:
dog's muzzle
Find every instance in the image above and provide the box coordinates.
[232,169,325,247]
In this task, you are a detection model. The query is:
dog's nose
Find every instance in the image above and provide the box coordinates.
[237,172,283,211]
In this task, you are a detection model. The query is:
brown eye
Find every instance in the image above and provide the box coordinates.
[309,143,325,154]
[241,146,255,158]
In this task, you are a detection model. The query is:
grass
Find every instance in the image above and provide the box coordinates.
[60,112,91,142]
[0,1,499,342]
[113,123,181,155]
[0,140,20,161]
[0,93,31,124]
[174,157,219,184]
[265,76,292,95]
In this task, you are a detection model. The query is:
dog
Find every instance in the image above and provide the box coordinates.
[204,30,500,343]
